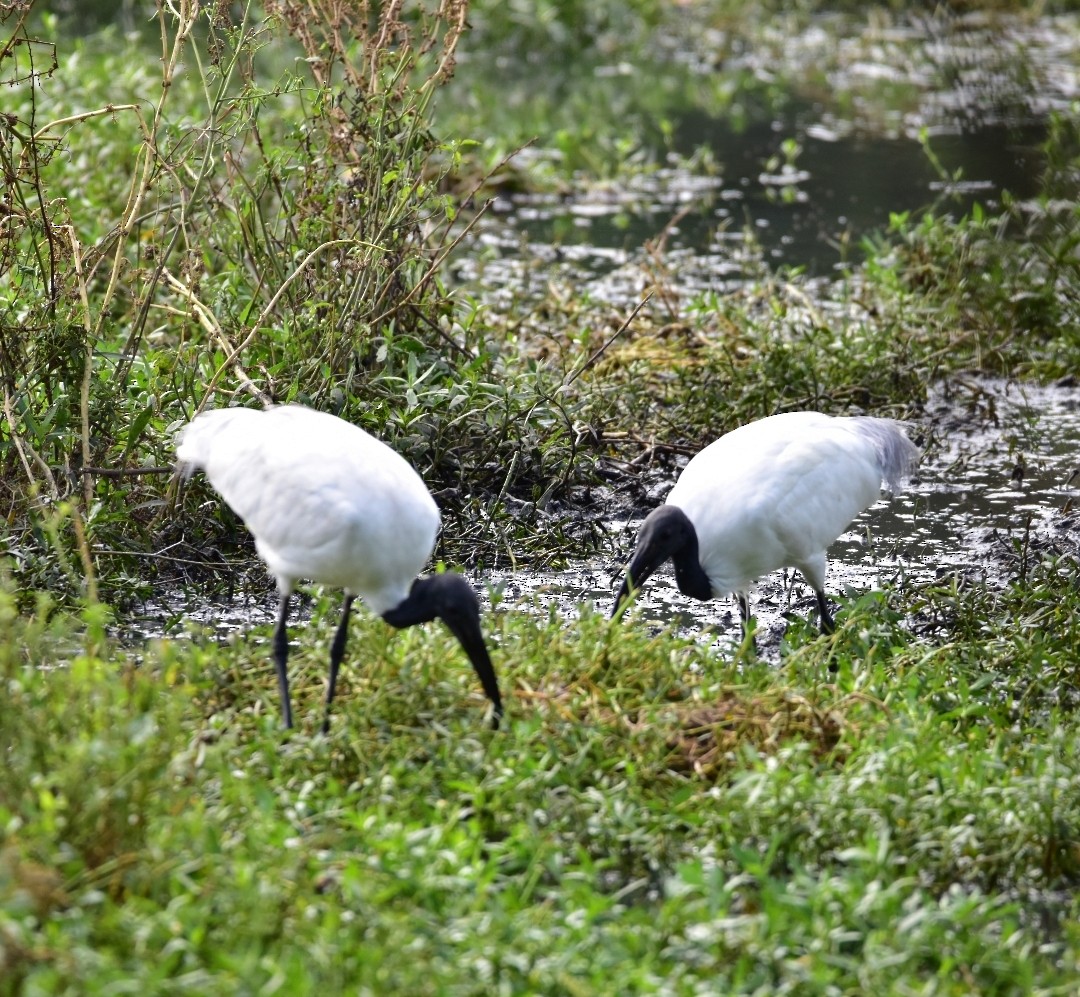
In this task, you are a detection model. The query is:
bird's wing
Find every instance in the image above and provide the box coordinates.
[670,417,887,592]
[180,407,440,601]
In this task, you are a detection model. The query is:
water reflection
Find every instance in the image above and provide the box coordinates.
[453,7,1078,297]
[456,117,1047,305]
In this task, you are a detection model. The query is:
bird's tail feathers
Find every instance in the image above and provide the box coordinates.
[852,417,920,492]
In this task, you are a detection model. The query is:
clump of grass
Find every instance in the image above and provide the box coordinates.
[661,689,854,777]
[0,587,191,983]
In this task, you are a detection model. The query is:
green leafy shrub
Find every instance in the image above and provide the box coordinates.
[0,1,600,604]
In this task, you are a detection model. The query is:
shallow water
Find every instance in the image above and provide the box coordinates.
[454,11,1078,301]
[459,119,1046,301]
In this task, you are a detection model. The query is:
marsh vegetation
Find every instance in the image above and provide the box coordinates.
[3,0,1080,992]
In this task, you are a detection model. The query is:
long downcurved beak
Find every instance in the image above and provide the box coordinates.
[441,613,503,730]
[611,543,667,619]
[383,573,503,729]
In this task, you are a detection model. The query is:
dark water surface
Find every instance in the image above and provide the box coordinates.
[469,119,1046,287]
[455,10,1077,299]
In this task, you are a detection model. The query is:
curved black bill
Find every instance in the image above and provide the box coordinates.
[441,611,503,730]
[611,546,665,619]
[384,573,503,728]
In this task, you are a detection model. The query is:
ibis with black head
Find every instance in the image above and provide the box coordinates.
[611,411,919,638]
[176,404,502,732]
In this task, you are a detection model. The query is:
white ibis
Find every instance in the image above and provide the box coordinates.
[612,411,919,637]
[176,404,502,732]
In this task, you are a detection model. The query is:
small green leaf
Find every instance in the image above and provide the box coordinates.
[125,404,155,458]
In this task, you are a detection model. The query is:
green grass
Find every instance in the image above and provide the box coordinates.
[3,559,1080,993]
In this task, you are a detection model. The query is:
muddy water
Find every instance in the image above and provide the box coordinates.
[485,377,1080,655]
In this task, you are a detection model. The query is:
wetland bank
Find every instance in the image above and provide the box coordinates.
[3,1,1080,993]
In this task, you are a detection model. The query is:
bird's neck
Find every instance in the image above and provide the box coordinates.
[671,521,712,601]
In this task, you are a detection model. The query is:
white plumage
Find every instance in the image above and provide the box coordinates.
[612,411,919,636]
[176,405,502,731]
[178,406,440,614]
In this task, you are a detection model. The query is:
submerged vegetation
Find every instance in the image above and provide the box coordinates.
[3,0,1080,992]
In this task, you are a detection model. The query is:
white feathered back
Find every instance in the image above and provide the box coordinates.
[177,405,441,615]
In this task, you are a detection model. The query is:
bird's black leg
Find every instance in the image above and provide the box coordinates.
[273,593,294,729]
[737,593,758,655]
[737,593,751,635]
[323,594,355,734]
[816,590,835,634]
